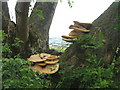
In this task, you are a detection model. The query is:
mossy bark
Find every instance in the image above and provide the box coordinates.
[56,2,120,88]
[15,2,30,58]
[15,2,30,45]
[91,2,119,64]
[28,2,57,55]
[61,2,120,68]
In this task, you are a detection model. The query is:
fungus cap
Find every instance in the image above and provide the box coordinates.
[30,64,59,74]
[69,25,85,29]
[62,35,78,39]
[44,55,60,60]
[36,62,46,66]
[28,54,47,62]
[73,21,92,25]
[39,53,51,58]
[69,26,90,32]
[73,21,92,29]
[62,37,76,42]
[45,60,59,64]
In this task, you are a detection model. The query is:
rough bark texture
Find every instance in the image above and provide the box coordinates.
[61,2,120,68]
[53,2,120,88]
[2,2,10,32]
[15,2,30,45]
[91,2,119,64]
[28,2,57,54]
[15,2,30,58]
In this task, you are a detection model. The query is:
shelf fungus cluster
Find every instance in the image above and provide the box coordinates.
[28,53,60,74]
[62,21,92,42]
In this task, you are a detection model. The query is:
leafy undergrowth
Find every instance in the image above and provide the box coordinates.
[56,56,120,88]
[1,30,51,88]
[2,58,51,88]
[1,30,120,88]
[53,33,120,88]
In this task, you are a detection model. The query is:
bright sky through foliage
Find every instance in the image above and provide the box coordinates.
[7,0,115,38]
[49,0,115,37]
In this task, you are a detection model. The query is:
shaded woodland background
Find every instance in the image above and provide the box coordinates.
[1,0,120,88]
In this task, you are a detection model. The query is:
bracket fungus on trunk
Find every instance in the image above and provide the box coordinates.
[30,64,59,74]
[62,35,78,39]
[69,25,90,32]
[73,21,92,30]
[28,53,60,74]
[27,54,47,62]
[61,21,92,43]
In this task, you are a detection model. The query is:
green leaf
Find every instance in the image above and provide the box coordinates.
[33,9,45,20]
[98,32,104,41]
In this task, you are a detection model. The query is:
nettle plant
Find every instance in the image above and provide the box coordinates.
[55,33,120,88]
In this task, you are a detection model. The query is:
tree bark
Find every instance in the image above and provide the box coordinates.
[91,2,119,64]
[61,2,120,68]
[53,2,120,88]
[15,1,30,58]
[28,2,58,54]
[15,2,30,45]
[2,2,10,32]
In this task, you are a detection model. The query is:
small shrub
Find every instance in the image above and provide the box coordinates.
[2,58,51,88]
[54,33,120,88]
[1,30,51,88]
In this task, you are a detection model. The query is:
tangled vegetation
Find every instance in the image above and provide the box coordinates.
[1,30,120,88]
[55,33,120,88]
[1,31,51,88]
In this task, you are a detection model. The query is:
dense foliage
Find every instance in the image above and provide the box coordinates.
[2,58,51,88]
[56,56,120,88]
[1,31,51,88]
[1,30,120,88]
[54,33,120,88]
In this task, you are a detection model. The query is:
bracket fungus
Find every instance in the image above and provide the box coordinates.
[69,25,90,32]
[45,60,59,64]
[73,21,92,30]
[30,64,59,74]
[61,21,92,43]
[36,62,47,66]
[28,53,60,74]
[28,54,47,62]
[62,37,76,42]
[62,35,78,39]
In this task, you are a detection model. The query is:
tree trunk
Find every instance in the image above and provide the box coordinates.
[56,2,120,88]
[28,2,58,55]
[61,2,120,68]
[15,2,30,45]
[2,2,10,32]
[91,2,119,64]
[15,1,30,57]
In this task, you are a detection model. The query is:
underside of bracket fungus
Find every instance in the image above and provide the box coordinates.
[61,21,92,42]
[28,53,60,74]
[62,35,78,39]
[69,25,90,32]
[30,64,59,74]
[62,37,76,42]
